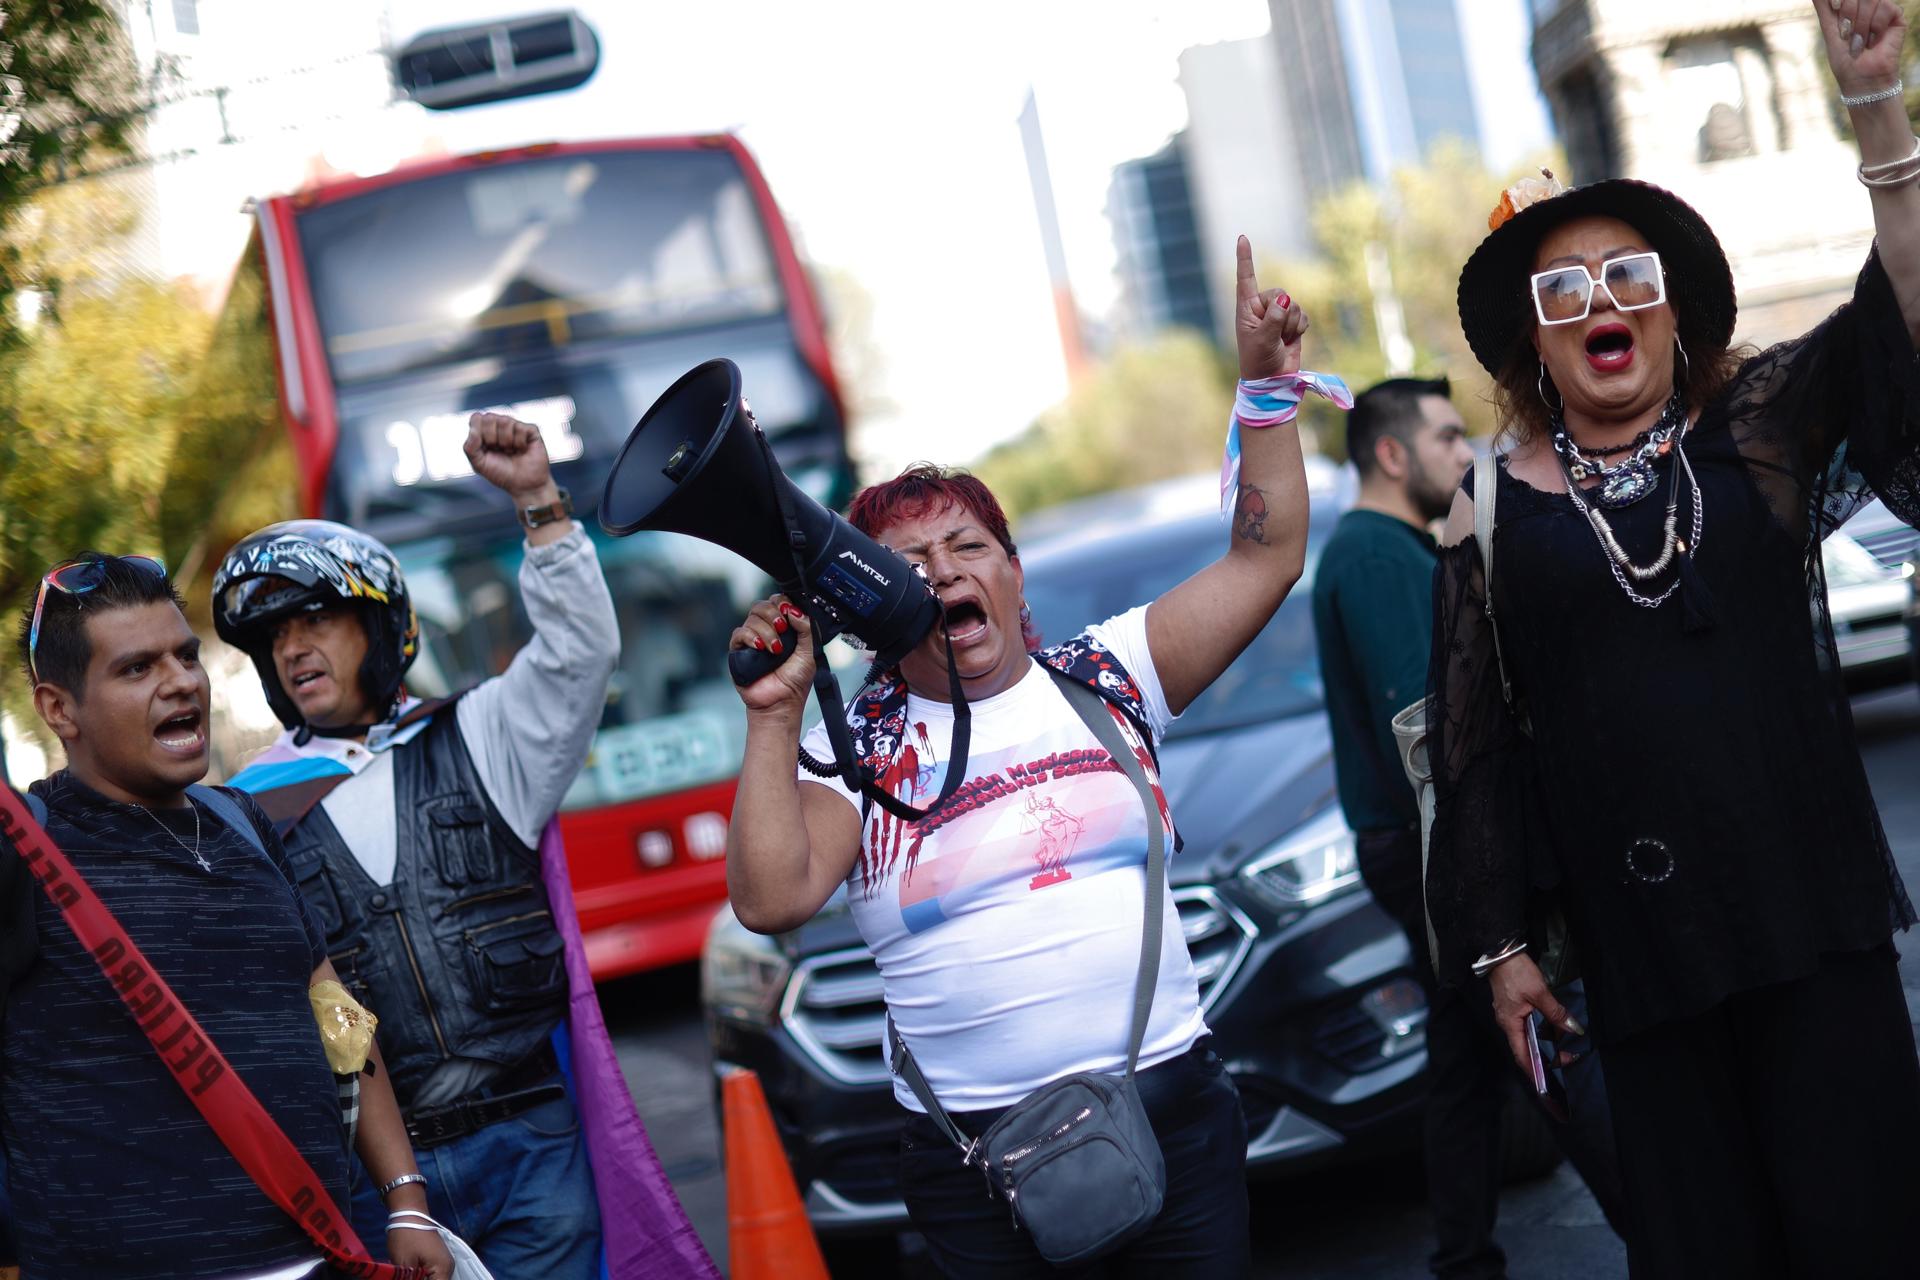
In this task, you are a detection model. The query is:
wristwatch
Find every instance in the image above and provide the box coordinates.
[518,488,573,530]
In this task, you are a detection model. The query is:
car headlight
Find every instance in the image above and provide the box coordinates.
[1238,806,1363,911]
[700,905,793,1022]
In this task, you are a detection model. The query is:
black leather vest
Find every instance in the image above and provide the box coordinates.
[280,711,567,1110]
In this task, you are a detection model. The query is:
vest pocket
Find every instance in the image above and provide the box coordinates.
[461,910,567,1014]
[288,844,347,939]
[427,800,495,888]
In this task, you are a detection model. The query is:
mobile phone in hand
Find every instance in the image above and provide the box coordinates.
[1526,1011,1571,1123]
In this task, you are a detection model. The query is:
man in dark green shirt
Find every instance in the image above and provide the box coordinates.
[1313,379,1623,1279]
[1314,377,1470,941]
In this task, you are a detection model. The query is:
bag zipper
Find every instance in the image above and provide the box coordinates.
[998,1105,1094,1224]
[1001,1106,1094,1170]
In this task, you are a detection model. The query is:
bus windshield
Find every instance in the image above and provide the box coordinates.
[298,147,785,387]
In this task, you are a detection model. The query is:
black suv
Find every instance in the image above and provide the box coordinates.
[702,473,1433,1240]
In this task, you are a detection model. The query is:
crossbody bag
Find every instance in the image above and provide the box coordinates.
[1392,451,1575,986]
[888,666,1170,1267]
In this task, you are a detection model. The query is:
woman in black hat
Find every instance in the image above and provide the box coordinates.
[1426,2,1920,1275]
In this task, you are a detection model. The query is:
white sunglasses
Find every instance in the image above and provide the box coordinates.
[1529,251,1667,326]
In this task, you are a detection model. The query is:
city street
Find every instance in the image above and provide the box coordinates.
[603,683,1920,1278]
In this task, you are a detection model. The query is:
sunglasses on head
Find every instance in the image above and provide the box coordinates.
[1529,250,1667,327]
[27,555,168,685]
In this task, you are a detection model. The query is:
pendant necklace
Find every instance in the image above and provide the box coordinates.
[144,800,209,872]
[1554,413,1705,609]
[1550,395,1687,509]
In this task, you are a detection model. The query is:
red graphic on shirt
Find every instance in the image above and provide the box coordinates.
[860,722,935,891]
[1020,792,1085,889]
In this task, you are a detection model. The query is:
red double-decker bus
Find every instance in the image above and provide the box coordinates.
[203,134,853,978]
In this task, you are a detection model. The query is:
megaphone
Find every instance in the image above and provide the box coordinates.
[599,358,942,687]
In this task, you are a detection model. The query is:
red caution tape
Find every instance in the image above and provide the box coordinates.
[0,787,422,1279]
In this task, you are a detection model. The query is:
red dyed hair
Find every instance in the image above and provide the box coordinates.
[846,463,1039,652]
[846,463,1018,557]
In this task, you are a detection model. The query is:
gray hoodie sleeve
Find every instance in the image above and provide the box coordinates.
[454,524,620,846]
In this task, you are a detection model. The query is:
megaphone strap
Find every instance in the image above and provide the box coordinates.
[747,422,973,823]
[799,613,972,825]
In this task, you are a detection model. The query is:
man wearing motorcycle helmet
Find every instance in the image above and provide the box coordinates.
[214,412,620,1276]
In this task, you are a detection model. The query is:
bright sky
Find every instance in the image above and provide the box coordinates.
[379,0,1279,475]
[152,0,1548,478]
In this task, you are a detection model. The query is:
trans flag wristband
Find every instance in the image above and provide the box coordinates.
[1220,371,1355,513]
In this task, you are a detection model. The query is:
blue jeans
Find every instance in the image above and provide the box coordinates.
[350,1082,601,1279]
[898,1038,1250,1278]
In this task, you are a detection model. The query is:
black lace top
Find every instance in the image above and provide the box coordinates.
[1426,250,1920,1044]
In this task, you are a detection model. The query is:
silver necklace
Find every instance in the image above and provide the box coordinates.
[1556,422,1706,609]
[145,800,209,872]
[1550,396,1687,509]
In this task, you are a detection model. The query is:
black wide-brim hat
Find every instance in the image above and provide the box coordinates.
[1457,177,1736,377]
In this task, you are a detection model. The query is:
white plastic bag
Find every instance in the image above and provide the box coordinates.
[386,1210,496,1280]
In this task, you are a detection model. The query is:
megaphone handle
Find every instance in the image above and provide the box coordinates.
[728,638,799,686]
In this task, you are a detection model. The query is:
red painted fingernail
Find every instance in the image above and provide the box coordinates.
[775,615,789,632]
[771,639,783,654]
[1278,292,1291,309]
[752,637,765,650]
[783,603,803,618]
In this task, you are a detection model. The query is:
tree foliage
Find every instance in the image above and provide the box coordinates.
[0,180,292,738]
[979,141,1553,518]
[0,0,140,347]
[974,331,1233,520]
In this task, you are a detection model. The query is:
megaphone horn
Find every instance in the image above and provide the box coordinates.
[599,359,941,687]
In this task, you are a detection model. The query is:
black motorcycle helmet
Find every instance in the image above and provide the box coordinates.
[213,520,420,732]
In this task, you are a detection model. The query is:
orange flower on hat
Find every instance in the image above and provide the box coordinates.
[1488,167,1566,232]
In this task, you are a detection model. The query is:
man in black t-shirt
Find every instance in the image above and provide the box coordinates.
[0,554,451,1280]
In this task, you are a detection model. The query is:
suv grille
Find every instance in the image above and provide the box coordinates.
[781,887,1257,1085]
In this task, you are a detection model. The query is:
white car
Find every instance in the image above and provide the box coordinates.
[1827,500,1918,689]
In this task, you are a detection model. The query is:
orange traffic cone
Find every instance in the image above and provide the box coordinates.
[723,1066,832,1280]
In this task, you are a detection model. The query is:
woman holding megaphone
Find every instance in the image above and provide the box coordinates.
[724,239,1350,1278]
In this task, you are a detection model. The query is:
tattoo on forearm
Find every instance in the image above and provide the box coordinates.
[1233,484,1270,545]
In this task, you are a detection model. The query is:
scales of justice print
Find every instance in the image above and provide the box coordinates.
[862,709,1168,936]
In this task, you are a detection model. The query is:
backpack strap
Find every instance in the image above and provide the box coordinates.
[187,785,266,857]
[0,785,422,1278]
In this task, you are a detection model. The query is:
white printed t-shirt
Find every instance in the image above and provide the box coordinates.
[798,606,1207,1113]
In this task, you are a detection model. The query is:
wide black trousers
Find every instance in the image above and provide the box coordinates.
[1358,825,1630,1279]
[1600,944,1920,1279]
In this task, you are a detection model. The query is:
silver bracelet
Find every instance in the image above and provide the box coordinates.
[1858,135,1920,188]
[1841,79,1904,108]
[378,1171,428,1199]
[1470,937,1528,978]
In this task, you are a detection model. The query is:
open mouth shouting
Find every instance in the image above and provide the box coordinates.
[288,668,332,700]
[939,598,990,647]
[1584,322,1634,373]
[153,707,207,758]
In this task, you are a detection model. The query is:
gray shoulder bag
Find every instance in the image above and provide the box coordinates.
[888,666,1168,1266]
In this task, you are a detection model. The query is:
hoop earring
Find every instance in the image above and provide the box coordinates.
[1674,337,1691,391]
[1019,601,1033,627]
[1536,362,1564,413]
